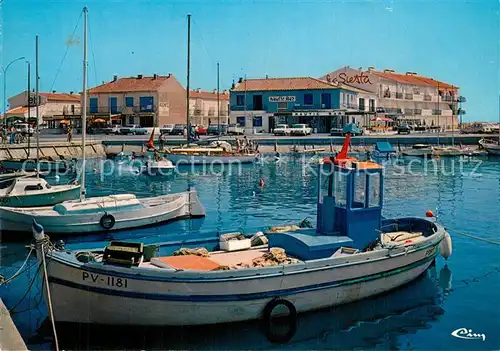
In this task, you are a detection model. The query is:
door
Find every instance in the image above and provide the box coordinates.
[253,95,263,110]
[321,94,331,109]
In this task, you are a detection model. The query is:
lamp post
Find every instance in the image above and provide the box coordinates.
[2,56,26,120]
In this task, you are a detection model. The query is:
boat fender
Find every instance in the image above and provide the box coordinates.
[100,213,116,230]
[440,232,452,260]
[261,298,297,343]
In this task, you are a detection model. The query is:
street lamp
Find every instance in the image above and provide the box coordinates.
[2,56,26,120]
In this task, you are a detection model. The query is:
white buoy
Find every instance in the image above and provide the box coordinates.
[54,175,60,182]
[440,232,452,260]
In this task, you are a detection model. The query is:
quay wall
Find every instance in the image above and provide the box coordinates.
[0,299,27,350]
[0,141,106,161]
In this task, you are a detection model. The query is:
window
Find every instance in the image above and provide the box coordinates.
[334,172,347,208]
[304,93,313,105]
[236,116,246,126]
[353,173,366,208]
[278,102,287,110]
[125,97,134,107]
[368,173,381,208]
[358,98,365,111]
[139,96,154,112]
[236,95,245,106]
[128,116,135,125]
[109,97,118,114]
[25,184,43,191]
[89,97,98,113]
[253,116,262,127]
[369,99,375,112]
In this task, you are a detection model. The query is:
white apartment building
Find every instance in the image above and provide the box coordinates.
[189,89,229,126]
[320,66,466,130]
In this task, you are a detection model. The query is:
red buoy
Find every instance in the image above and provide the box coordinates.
[426,210,435,217]
[259,178,265,187]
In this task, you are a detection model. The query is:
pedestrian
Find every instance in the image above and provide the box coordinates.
[67,125,73,143]
[9,126,15,144]
[208,118,212,126]
[159,132,166,150]
[194,125,200,140]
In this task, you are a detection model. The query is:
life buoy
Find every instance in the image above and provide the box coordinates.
[261,298,297,343]
[100,213,115,230]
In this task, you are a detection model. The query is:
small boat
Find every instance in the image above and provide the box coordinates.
[432,146,462,157]
[166,143,257,165]
[0,177,80,208]
[0,170,39,181]
[32,133,452,326]
[479,138,500,155]
[141,158,175,175]
[1,188,204,234]
[402,144,433,157]
[1,158,74,172]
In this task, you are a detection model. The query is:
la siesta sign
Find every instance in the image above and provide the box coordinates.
[326,72,373,85]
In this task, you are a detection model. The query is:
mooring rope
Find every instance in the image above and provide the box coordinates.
[0,247,34,285]
[453,231,500,246]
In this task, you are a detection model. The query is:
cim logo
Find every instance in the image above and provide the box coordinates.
[451,328,486,341]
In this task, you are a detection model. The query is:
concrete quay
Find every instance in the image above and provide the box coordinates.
[0,299,28,350]
[0,140,106,161]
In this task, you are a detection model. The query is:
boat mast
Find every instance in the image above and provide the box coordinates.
[35,35,40,178]
[81,7,88,201]
[186,14,191,144]
[436,81,440,147]
[26,62,31,159]
[217,62,220,141]
[451,85,455,146]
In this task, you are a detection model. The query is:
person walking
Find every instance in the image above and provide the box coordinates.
[67,125,73,143]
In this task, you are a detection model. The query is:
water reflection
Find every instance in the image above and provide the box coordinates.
[31,265,452,350]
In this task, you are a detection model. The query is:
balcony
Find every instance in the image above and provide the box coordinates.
[441,96,453,102]
[404,94,413,100]
[432,109,442,116]
[424,95,432,101]
[62,106,82,115]
[395,93,403,99]
[414,109,422,115]
[404,108,414,115]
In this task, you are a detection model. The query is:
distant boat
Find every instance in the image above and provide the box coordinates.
[372,141,396,159]
[432,146,463,157]
[1,158,74,172]
[402,144,433,157]
[141,158,175,175]
[479,138,500,155]
[0,177,80,208]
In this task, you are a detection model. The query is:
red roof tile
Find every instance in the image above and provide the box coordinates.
[231,77,340,92]
[39,92,81,102]
[190,90,229,100]
[371,70,458,90]
[88,75,174,94]
[5,106,29,115]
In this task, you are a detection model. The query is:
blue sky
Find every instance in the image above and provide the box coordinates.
[1,0,499,121]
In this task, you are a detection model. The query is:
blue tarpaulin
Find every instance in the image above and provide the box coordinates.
[375,141,395,153]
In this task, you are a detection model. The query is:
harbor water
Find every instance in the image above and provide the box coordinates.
[1,155,499,349]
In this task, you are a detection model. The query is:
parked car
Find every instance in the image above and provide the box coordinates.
[170,124,187,135]
[227,123,244,135]
[290,124,312,136]
[273,124,291,136]
[119,125,148,135]
[343,123,364,136]
[104,125,121,135]
[397,124,411,135]
[160,124,174,135]
[196,126,207,135]
[329,128,344,136]
[207,124,228,135]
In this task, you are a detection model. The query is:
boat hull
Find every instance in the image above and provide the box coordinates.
[1,159,72,172]
[479,139,500,155]
[166,153,256,165]
[40,233,442,325]
[0,189,204,234]
[0,185,81,207]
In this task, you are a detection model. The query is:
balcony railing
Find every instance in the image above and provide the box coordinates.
[62,106,82,115]
[87,105,157,114]
[395,93,403,99]
[414,109,422,115]
[424,95,432,101]
[405,94,413,100]
[404,108,414,115]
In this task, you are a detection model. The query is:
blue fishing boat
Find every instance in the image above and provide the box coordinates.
[33,134,452,326]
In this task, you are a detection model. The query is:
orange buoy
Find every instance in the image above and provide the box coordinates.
[259,178,265,187]
[426,210,435,217]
